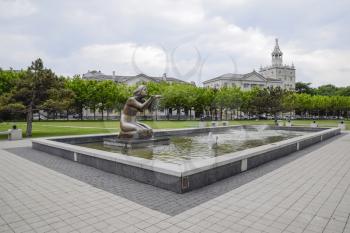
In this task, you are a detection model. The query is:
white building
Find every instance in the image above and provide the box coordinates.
[203,70,283,90]
[203,39,295,90]
[82,71,187,85]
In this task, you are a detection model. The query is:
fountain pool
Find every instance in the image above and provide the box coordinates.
[78,128,308,164]
[32,125,340,193]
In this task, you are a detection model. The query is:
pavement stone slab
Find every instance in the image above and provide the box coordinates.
[0,133,349,233]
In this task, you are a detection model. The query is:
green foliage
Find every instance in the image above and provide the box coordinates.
[315,84,338,96]
[295,82,314,95]
[0,58,73,136]
[66,75,90,119]
[296,82,350,97]
[0,69,25,95]
[1,61,350,126]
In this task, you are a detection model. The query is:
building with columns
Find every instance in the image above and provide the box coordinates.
[203,39,296,90]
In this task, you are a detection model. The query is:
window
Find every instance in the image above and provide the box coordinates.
[243,83,250,88]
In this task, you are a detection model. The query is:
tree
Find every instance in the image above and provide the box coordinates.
[214,87,242,120]
[295,82,314,95]
[86,80,99,120]
[0,93,26,120]
[315,84,338,96]
[267,87,286,119]
[2,58,70,136]
[336,86,350,96]
[295,93,312,116]
[41,77,75,120]
[192,87,216,118]
[240,88,259,118]
[66,75,90,120]
[250,87,269,115]
[95,80,114,120]
[282,92,296,113]
[0,69,25,95]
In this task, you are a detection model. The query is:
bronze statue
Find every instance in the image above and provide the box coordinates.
[119,85,161,139]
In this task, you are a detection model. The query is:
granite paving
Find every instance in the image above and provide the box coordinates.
[6,137,337,216]
[0,132,349,232]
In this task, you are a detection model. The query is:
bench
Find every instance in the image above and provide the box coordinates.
[0,130,10,135]
[0,129,22,140]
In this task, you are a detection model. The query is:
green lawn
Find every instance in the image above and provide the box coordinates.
[0,119,348,139]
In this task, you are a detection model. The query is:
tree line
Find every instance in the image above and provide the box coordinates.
[1,59,350,136]
[295,82,350,96]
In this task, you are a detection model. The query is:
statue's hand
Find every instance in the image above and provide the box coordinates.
[152,95,162,99]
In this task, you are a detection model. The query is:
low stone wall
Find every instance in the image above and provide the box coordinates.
[247,143,297,170]
[32,126,341,193]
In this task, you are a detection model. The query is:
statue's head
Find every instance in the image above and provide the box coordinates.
[133,85,147,98]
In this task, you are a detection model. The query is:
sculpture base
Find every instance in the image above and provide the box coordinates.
[118,129,153,140]
[103,137,170,149]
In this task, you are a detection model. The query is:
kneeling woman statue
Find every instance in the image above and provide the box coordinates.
[119,85,161,139]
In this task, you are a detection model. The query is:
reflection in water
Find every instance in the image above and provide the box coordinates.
[79,129,308,164]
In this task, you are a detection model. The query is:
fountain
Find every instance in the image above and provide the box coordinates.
[207,132,218,149]
[31,92,341,193]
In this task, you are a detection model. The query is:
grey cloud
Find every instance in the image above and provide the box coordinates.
[0,0,349,86]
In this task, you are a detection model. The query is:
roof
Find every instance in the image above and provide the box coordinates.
[82,71,186,84]
[203,70,283,85]
[202,73,243,84]
[272,38,283,56]
[241,70,266,81]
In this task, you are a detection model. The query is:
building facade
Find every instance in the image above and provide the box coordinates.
[203,39,296,90]
[82,71,187,85]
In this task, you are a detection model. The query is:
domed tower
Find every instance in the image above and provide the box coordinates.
[272,38,283,66]
[259,38,296,90]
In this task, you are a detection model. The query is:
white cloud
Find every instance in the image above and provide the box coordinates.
[0,34,45,69]
[0,0,349,87]
[0,0,37,18]
[117,0,205,25]
[289,49,350,87]
[52,43,167,77]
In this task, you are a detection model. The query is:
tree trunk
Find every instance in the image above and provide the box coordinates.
[101,109,104,121]
[67,110,69,120]
[80,107,83,120]
[26,105,33,137]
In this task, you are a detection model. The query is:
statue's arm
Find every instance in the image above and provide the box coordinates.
[128,97,154,111]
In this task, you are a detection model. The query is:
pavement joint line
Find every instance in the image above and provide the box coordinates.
[342,213,350,233]
[1,132,350,232]
[319,171,350,233]
[281,144,350,232]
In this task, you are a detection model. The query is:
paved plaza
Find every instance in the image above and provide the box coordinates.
[0,133,350,233]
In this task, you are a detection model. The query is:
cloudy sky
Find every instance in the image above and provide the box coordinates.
[0,0,349,86]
